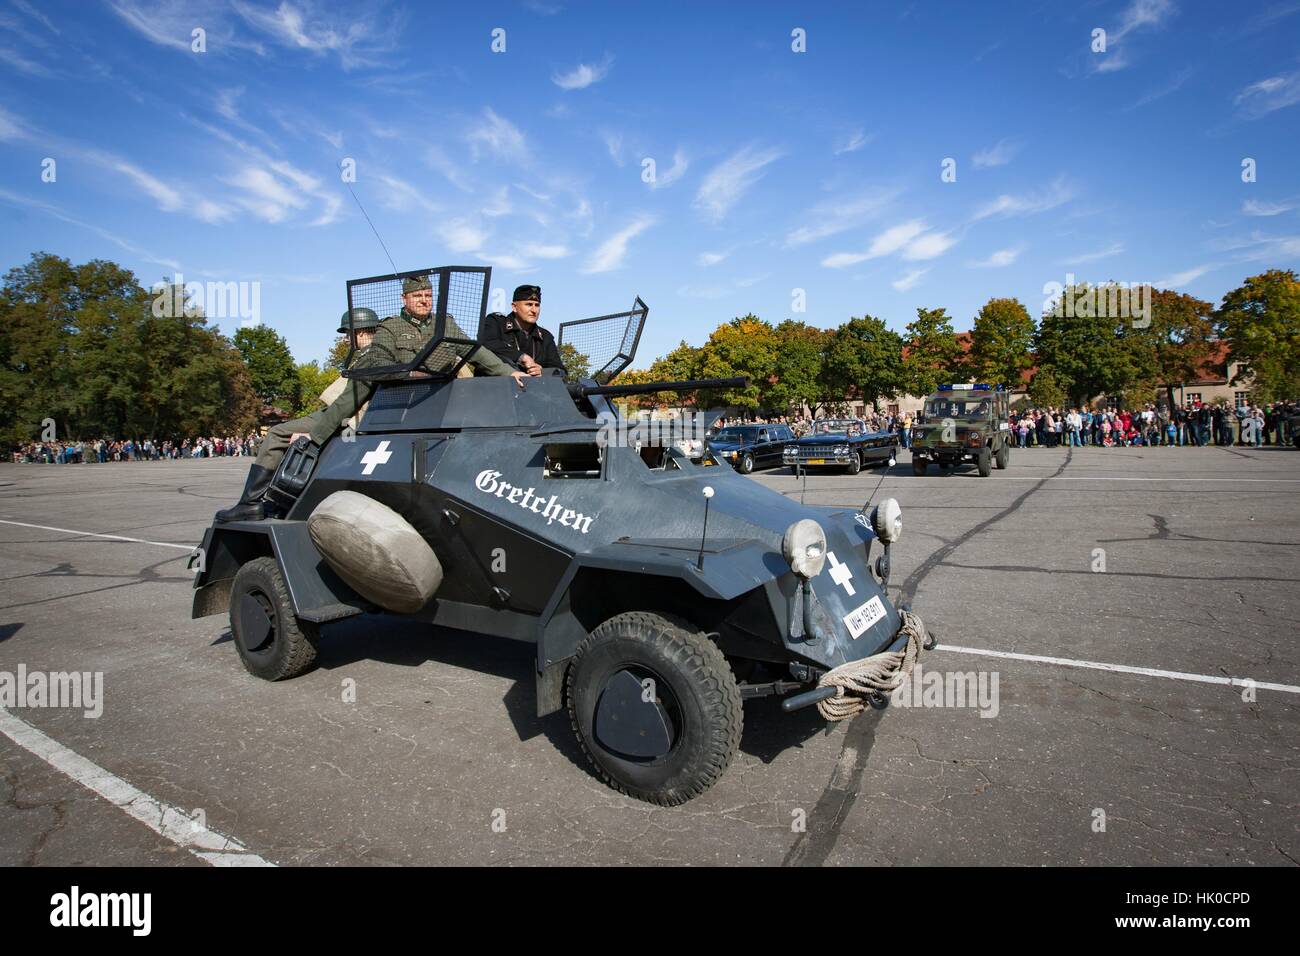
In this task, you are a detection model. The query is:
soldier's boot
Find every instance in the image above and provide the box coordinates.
[214,465,276,523]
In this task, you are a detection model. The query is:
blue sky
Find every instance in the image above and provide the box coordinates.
[1,0,1299,367]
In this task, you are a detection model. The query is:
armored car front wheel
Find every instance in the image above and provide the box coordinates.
[229,557,319,681]
[565,611,743,806]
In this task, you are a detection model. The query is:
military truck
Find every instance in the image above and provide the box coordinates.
[909,383,1011,477]
[190,266,927,806]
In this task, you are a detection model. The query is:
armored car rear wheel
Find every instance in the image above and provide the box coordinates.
[912,458,927,476]
[995,444,1009,469]
[977,448,993,477]
[229,557,319,681]
[566,611,742,806]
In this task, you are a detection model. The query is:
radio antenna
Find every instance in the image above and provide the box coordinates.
[346,181,401,279]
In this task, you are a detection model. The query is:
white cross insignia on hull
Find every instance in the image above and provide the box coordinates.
[360,440,392,475]
[826,551,855,596]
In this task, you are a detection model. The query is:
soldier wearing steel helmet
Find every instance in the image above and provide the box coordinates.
[303,275,526,447]
[213,307,379,523]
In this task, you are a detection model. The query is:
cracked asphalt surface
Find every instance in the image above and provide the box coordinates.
[0,445,1296,866]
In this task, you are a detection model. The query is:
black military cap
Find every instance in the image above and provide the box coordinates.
[512,284,541,303]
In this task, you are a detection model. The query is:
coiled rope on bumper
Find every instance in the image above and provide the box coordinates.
[816,610,929,721]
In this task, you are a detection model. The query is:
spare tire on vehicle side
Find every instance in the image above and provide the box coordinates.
[307,490,443,613]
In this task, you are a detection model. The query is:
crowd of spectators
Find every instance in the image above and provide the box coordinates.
[12,434,261,464]
[710,399,1297,451]
[1002,401,1294,448]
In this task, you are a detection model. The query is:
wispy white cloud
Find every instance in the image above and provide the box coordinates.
[785,188,896,247]
[1235,71,1300,118]
[438,217,490,254]
[970,246,1023,268]
[231,0,401,69]
[601,130,624,167]
[901,231,956,261]
[224,167,307,223]
[833,129,871,155]
[0,43,50,75]
[892,269,927,292]
[1089,0,1175,74]
[467,107,529,164]
[1123,66,1193,111]
[581,215,655,274]
[552,54,613,90]
[424,145,474,192]
[12,0,60,35]
[0,104,29,140]
[1242,198,1297,216]
[377,174,440,215]
[648,149,689,189]
[972,138,1022,169]
[822,219,929,268]
[110,0,266,55]
[1063,241,1125,264]
[0,187,181,270]
[971,176,1074,221]
[694,144,784,223]
[698,250,729,267]
[1153,263,1216,287]
[519,241,570,260]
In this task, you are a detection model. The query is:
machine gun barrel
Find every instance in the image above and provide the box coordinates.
[580,376,748,398]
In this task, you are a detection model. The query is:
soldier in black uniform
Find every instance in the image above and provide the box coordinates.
[478,284,566,377]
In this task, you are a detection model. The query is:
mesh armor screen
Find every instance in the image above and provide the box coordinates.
[344,266,490,378]
[557,297,647,384]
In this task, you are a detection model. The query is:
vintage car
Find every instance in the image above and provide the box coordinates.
[782,418,899,474]
[189,267,927,806]
[707,423,795,473]
[910,384,1012,476]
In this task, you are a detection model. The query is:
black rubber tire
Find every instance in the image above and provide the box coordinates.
[566,611,742,806]
[995,444,1009,470]
[846,453,862,475]
[229,556,319,681]
[739,452,754,474]
[911,459,927,476]
[977,448,993,477]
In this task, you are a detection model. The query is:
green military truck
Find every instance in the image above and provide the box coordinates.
[909,383,1012,477]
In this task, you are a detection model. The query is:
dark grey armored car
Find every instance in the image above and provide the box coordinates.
[191,267,923,805]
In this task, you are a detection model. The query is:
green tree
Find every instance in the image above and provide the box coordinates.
[292,361,339,418]
[768,319,828,414]
[901,306,963,397]
[0,254,260,445]
[1214,269,1300,402]
[558,342,592,383]
[969,297,1035,389]
[1036,283,1149,405]
[820,315,904,411]
[696,314,780,410]
[1028,367,1067,408]
[234,325,300,410]
[644,340,705,407]
[327,335,351,372]
[1132,288,1215,410]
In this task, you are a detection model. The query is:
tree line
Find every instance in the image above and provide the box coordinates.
[619,270,1299,413]
[2,251,1296,445]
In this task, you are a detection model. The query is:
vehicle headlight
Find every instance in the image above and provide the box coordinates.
[871,498,903,543]
[835,445,848,455]
[967,431,983,446]
[783,448,796,456]
[782,519,827,579]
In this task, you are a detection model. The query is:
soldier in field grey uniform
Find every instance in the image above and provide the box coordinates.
[305,275,526,447]
[214,308,379,523]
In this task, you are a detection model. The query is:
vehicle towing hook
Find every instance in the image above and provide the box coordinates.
[781,685,839,713]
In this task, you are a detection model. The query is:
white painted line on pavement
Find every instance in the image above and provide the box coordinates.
[932,644,1300,695]
[0,707,275,866]
[0,518,195,551]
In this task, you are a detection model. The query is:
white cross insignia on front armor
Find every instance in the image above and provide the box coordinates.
[826,551,855,596]
[360,440,392,475]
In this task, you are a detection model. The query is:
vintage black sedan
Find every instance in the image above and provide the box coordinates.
[707,423,794,473]
[783,418,898,474]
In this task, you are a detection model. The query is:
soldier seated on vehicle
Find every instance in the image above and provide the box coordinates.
[478,284,567,377]
[214,308,381,523]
